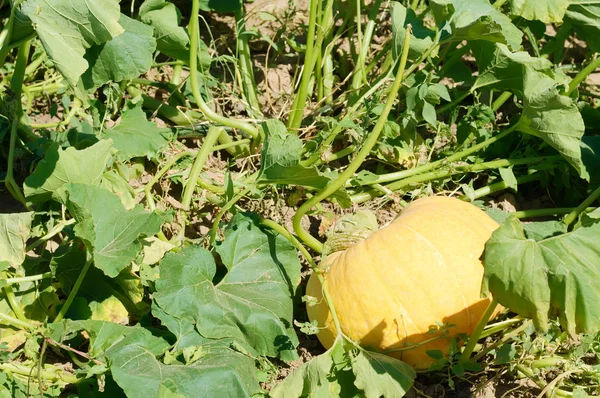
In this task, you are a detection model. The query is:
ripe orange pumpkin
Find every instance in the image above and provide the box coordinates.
[306,196,501,369]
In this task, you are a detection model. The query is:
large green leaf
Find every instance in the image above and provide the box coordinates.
[431,0,522,50]
[271,337,415,398]
[153,215,301,360]
[471,42,552,92]
[270,338,340,398]
[139,0,189,62]
[62,184,165,277]
[258,120,351,206]
[482,212,600,335]
[47,320,150,362]
[510,0,569,23]
[391,2,435,60]
[259,120,331,188]
[352,349,416,398]
[51,243,149,318]
[139,0,212,68]
[0,213,34,266]
[106,327,260,398]
[565,5,600,53]
[24,140,113,204]
[517,66,588,180]
[81,14,156,90]
[20,0,124,85]
[102,100,173,161]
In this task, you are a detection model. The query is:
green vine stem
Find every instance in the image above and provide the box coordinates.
[459,172,545,201]
[145,151,194,211]
[5,272,52,284]
[514,364,571,398]
[437,90,471,115]
[27,218,77,251]
[460,299,499,361]
[189,0,259,140]
[5,40,31,207]
[350,124,518,188]
[471,320,530,362]
[564,184,600,227]
[1,271,29,324]
[293,26,413,253]
[181,126,223,211]
[260,219,345,339]
[351,156,556,203]
[567,55,600,96]
[302,36,440,167]
[260,219,316,268]
[0,311,35,330]
[127,86,196,126]
[479,317,523,339]
[30,98,81,129]
[492,91,513,111]
[0,0,25,65]
[209,186,252,245]
[53,254,93,323]
[287,0,320,130]
[0,363,79,385]
[235,6,262,118]
[513,207,596,219]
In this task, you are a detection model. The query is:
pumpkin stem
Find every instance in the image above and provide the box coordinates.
[460,299,499,361]
[324,210,379,253]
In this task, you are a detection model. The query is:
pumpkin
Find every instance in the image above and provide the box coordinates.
[306,196,501,369]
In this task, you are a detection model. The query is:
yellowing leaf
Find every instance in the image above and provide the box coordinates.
[511,0,569,23]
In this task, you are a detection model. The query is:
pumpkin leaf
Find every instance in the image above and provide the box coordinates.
[270,337,362,398]
[105,328,260,398]
[517,66,588,180]
[270,338,337,398]
[258,120,351,206]
[138,0,211,68]
[431,0,522,50]
[81,14,156,90]
[0,212,34,266]
[482,211,600,335]
[351,347,416,398]
[510,0,569,23]
[391,2,436,60]
[24,140,113,204]
[471,42,552,92]
[102,100,173,161]
[61,184,165,278]
[153,214,301,360]
[20,0,124,85]
[258,120,331,188]
[565,5,600,53]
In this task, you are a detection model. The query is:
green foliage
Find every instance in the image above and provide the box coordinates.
[20,0,124,85]
[139,0,212,68]
[3,0,600,396]
[483,211,600,334]
[391,3,435,60]
[431,0,522,50]
[517,66,588,180]
[272,337,415,397]
[24,140,113,204]
[62,184,165,277]
[81,15,156,90]
[102,100,173,161]
[565,4,600,53]
[510,0,569,23]
[0,213,33,266]
[154,214,301,360]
